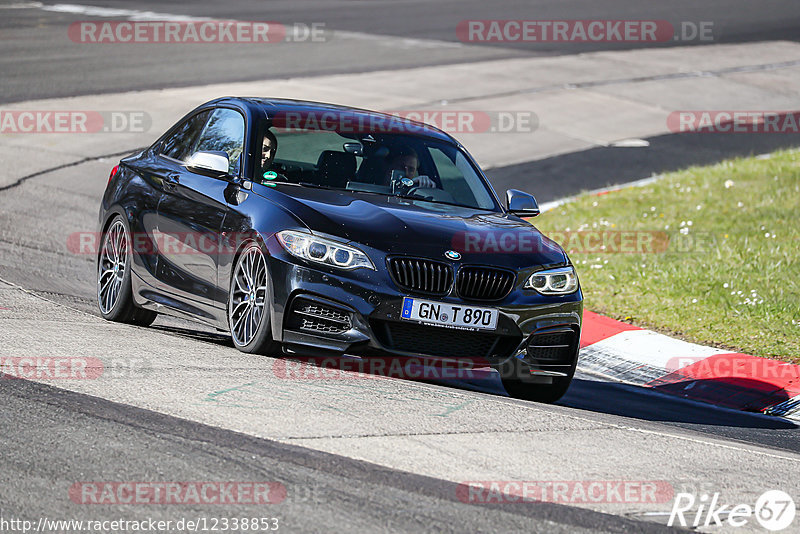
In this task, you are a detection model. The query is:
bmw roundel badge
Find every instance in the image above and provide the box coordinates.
[444,250,462,260]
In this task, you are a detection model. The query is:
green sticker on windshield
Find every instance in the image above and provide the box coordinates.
[263,171,278,180]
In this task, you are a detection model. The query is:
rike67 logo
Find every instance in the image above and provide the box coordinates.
[669,490,796,531]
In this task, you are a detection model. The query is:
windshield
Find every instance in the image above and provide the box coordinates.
[255,123,499,211]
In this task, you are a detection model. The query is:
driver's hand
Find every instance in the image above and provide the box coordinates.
[412,175,436,189]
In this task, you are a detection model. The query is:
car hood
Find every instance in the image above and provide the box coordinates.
[259,184,567,269]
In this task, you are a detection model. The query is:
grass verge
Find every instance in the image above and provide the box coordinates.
[533,149,800,363]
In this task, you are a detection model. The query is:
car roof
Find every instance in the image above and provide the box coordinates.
[206,96,457,144]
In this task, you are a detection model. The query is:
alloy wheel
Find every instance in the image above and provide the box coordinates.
[97,219,128,315]
[229,245,269,346]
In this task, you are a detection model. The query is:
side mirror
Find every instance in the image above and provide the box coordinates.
[185,151,230,177]
[506,189,540,216]
[343,142,364,156]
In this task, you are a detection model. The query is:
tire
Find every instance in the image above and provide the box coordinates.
[130,306,158,327]
[228,241,280,354]
[97,215,158,326]
[499,358,576,403]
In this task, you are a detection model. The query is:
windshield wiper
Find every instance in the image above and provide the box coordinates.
[392,192,469,209]
[296,182,487,210]
[297,182,347,191]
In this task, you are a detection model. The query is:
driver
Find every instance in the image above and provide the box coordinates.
[260,129,277,173]
[384,146,436,189]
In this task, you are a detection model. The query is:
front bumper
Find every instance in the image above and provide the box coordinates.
[264,235,583,372]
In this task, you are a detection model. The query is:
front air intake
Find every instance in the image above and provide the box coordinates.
[286,297,352,334]
[525,328,577,362]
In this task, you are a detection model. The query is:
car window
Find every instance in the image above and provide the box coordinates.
[192,108,246,175]
[262,121,499,210]
[160,110,211,161]
[274,130,345,165]
[429,146,493,209]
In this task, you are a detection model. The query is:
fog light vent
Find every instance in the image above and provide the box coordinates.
[525,329,576,362]
[287,298,352,334]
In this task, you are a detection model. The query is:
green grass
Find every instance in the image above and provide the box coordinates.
[532,149,800,363]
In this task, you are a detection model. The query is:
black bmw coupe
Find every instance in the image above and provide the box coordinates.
[97,97,583,402]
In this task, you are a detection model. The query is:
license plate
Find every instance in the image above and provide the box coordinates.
[400,297,498,331]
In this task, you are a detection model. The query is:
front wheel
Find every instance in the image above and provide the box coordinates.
[97,216,157,326]
[228,242,280,354]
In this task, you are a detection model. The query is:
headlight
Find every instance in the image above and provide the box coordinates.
[276,230,375,270]
[524,266,578,295]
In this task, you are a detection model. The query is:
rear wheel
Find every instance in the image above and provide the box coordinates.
[228,242,279,354]
[97,216,157,326]
[499,359,575,403]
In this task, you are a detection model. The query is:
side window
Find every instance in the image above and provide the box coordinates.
[160,111,211,161]
[429,146,495,209]
[272,130,345,165]
[429,147,477,206]
[192,108,246,175]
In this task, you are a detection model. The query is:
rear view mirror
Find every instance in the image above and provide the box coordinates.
[506,189,540,216]
[185,151,229,177]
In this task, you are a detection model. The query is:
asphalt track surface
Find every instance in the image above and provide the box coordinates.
[1,0,800,103]
[1,2,800,533]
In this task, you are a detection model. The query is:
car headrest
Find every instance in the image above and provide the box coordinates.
[316,151,356,189]
[354,156,388,185]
